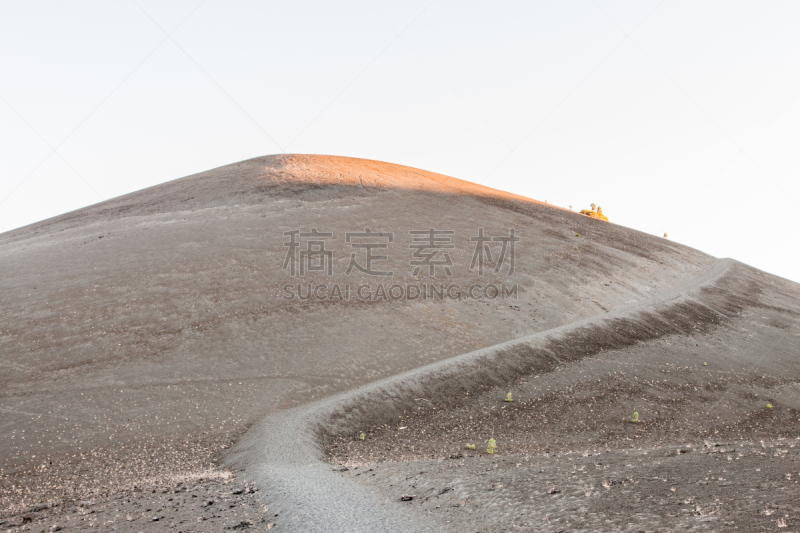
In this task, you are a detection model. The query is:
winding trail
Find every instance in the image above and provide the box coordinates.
[226,259,733,532]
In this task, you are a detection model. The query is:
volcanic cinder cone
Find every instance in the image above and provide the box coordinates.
[4,154,787,526]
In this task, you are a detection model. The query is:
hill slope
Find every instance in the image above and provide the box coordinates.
[0,154,744,525]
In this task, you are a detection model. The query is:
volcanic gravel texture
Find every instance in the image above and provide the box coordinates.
[341,439,800,532]
[325,263,800,463]
[0,469,279,532]
[321,262,800,531]
[2,154,797,531]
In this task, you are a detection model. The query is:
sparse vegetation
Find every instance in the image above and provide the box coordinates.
[579,205,609,222]
[465,443,476,450]
[631,412,640,423]
[486,438,497,454]
[359,432,365,440]
[504,392,513,402]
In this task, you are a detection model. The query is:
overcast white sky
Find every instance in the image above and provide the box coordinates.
[1,1,799,282]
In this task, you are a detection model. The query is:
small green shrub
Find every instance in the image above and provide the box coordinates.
[465,443,476,450]
[486,438,497,454]
[504,392,513,402]
[359,432,365,440]
[631,412,640,423]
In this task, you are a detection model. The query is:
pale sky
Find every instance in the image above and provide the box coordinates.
[2,1,799,282]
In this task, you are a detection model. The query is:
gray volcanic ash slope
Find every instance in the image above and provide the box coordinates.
[328,259,800,532]
[3,154,794,532]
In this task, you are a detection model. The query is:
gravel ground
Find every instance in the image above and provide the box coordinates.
[2,154,715,528]
[0,469,279,532]
[342,439,800,532]
[320,261,800,531]
[5,155,797,531]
